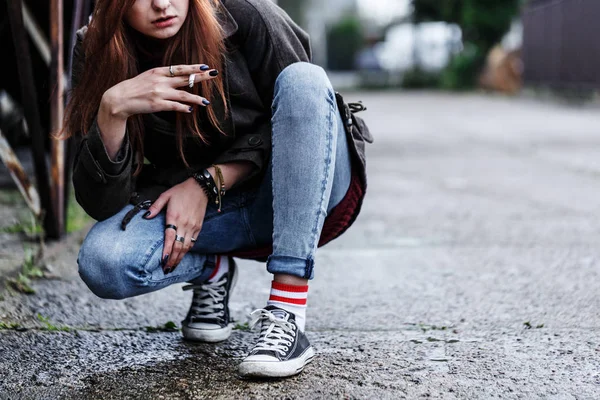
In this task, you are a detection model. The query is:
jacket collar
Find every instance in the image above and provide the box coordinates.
[217,2,238,39]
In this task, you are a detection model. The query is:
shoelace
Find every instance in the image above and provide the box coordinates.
[249,309,296,356]
[182,276,228,321]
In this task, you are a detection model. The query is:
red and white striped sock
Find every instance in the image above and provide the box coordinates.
[267,281,308,331]
[207,255,228,283]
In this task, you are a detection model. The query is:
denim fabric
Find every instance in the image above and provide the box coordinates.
[77,62,352,299]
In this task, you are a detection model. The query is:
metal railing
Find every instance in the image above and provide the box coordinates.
[522,0,600,89]
[2,0,93,240]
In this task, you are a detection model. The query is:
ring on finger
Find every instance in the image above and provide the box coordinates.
[188,73,196,88]
[165,224,177,232]
[175,234,185,243]
[190,237,197,243]
[169,65,175,77]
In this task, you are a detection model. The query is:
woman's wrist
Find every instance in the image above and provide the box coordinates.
[206,162,254,191]
[97,91,129,160]
[100,88,129,120]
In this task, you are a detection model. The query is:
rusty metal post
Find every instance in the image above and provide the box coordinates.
[64,0,93,231]
[50,0,66,236]
[7,0,60,239]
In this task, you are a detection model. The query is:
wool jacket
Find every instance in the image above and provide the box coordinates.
[70,0,372,244]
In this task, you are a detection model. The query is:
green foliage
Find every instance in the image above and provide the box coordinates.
[66,186,93,233]
[0,321,21,330]
[234,322,251,331]
[413,0,520,89]
[7,247,43,295]
[413,0,463,23]
[401,68,441,89]
[0,212,44,237]
[440,44,484,90]
[36,314,72,332]
[145,321,179,332]
[327,16,365,71]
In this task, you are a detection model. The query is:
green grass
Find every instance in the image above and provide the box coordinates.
[144,321,179,333]
[66,186,93,233]
[7,247,44,294]
[0,321,21,330]
[0,212,43,237]
[36,314,72,332]
[0,189,24,206]
[0,186,92,236]
[233,322,251,331]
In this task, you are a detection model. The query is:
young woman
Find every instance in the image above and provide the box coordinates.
[63,0,370,378]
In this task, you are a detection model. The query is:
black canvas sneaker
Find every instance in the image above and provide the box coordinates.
[238,305,315,378]
[181,257,237,343]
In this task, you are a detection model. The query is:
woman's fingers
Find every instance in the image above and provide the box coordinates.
[166,90,211,107]
[164,224,201,273]
[171,238,190,270]
[167,234,186,272]
[190,229,201,248]
[162,226,177,273]
[160,99,205,114]
[163,64,211,77]
[171,69,219,88]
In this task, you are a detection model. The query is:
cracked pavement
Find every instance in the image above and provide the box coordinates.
[1,92,600,399]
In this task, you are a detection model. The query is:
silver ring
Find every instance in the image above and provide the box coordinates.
[175,235,185,243]
[188,73,195,88]
[190,237,197,243]
[169,65,175,77]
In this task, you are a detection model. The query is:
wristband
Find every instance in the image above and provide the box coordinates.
[191,169,222,212]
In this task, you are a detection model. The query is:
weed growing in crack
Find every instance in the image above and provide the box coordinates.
[145,321,179,333]
[524,321,545,329]
[7,247,44,294]
[0,321,22,330]
[36,314,72,332]
[233,322,251,331]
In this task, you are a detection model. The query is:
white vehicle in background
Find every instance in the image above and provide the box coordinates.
[357,21,462,86]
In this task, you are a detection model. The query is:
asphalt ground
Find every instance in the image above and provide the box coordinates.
[1,92,599,399]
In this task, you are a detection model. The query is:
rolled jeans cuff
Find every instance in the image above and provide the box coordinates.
[266,255,315,280]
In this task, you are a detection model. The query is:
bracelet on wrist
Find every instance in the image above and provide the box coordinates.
[191,169,223,212]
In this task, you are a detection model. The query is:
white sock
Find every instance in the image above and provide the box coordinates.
[207,255,229,283]
[266,281,308,331]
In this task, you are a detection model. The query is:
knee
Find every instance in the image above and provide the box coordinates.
[77,237,137,300]
[274,62,334,103]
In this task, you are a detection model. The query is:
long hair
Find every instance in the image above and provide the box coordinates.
[61,0,228,175]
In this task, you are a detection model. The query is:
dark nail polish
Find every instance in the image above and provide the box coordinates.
[202,99,210,106]
[189,106,193,112]
[164,267,172,275]
[200,65,210,71]
[143,211,151,219]
[209,70,219,77]
[162,254,169,266]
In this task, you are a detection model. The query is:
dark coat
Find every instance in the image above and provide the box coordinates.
[70,0,371,223]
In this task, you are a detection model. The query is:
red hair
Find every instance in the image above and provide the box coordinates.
[61,0,228,174]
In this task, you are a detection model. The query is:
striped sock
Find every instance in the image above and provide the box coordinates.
[267,281,308,331]
[207,255,228,283]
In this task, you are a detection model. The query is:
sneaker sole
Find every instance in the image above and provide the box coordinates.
[182,324,233,343]
[181,258,238,343]
[238,346,316,378]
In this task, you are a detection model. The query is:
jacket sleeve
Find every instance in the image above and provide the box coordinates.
[213,0,312,181]
[70,28,134,221]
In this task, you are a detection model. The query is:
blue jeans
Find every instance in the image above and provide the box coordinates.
[78,62,352,300]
